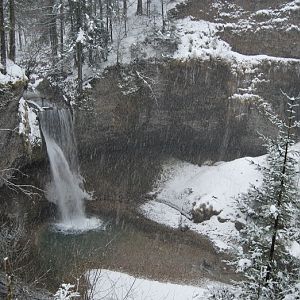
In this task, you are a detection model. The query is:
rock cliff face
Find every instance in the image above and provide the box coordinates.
[0,85,26,179]
[75,57,300,163]
[0,82,51,228]
[74,1,300,162]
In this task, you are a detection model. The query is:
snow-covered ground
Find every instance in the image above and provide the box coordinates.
[96,0,300,74]
[173,16,300,69]
[81,0,186,81]
[141,142,300,252]
[0,59,27,85]
[86,269,220,300]
[141,155,265,251]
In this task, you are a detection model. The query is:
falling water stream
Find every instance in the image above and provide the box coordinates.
[39,108,101,232]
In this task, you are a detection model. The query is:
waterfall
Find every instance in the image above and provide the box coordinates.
[40,108,101,232]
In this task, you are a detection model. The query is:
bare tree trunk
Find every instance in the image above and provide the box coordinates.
[8,0,16,62]
[60,0,64,73]
[93,0,97,15]
[161,0,165,32]
[107,0,113,42]
[99,0,103,28]
[87,0,93,64]
[146,0,150,16]
[109,16,112,42]
[18,23,22,51]
[106,0,109,32]
[48,0,58,59]
[76,0,83,94]
[0,0,6,74]
[23,29,27,47]
[77,42,83,93]
[123,0,127,35]
[67,0,77,65]
[137,0,142,15]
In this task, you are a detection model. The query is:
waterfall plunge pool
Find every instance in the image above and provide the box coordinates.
[35,215,235,295]
[51,216,106,234]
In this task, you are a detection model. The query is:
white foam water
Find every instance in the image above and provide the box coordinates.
[52,217,106,234]
[40,108,102,233]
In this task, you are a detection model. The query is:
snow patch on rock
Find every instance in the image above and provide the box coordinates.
[18,97,41,146]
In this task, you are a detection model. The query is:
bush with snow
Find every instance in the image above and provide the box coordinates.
[54,283,80,300]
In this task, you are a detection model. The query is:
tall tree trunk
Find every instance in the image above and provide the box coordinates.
[93,0,97,15]
[106,0,112,42]
[49,0,58,59]
[123,0,127,35]
[137,0,142,15]
[87,0,93,64]
[18,23,22,51]
[99,0,103,28]
[0,0,6,74]
[77,41,83,93]
[76,0,83,94]
[8,0,16,62]
[60,0,64,73]
[67,0,76,64]
[106,0,109,32]
[146,0,150,16]
[161,0,165,32]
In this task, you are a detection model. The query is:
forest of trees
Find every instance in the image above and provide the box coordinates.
[0,0,168,94]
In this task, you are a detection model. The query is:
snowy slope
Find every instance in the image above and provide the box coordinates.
[141,142,300,251]
[173,16,300,68]
[0,59,27,85]
[101,0,300,71]
[82,0,187,79]
[141,155,266,250]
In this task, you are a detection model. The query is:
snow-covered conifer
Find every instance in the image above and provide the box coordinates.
[234,93,300,299]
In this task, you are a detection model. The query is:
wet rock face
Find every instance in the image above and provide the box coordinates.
[0,84,51,226]
[0,86,26,183]
[75,58,300,164]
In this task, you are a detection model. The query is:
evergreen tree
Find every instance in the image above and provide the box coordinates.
[234,93,300,299]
